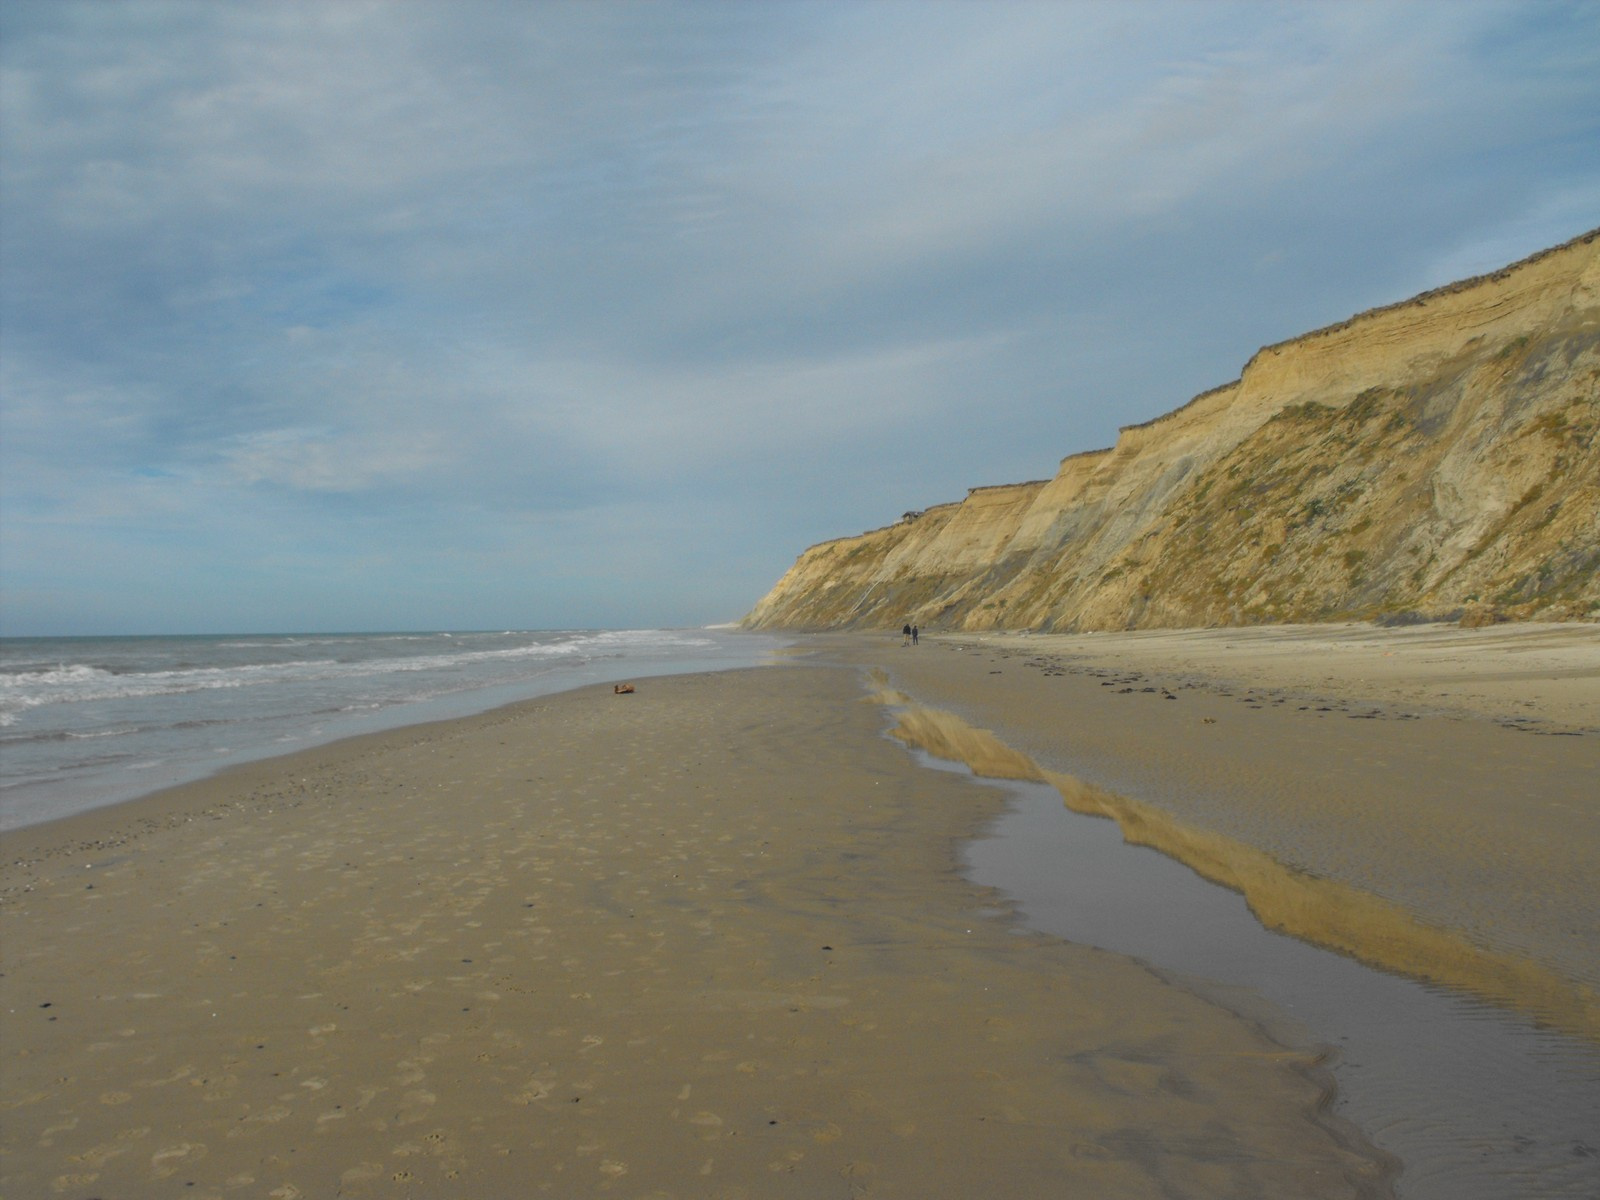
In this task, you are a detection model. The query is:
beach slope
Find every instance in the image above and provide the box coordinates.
[1,665,1389,1198]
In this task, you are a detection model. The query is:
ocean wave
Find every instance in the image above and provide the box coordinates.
[0,627,730,731]
[1,663,116,686]
[1,628,789,830]
[0,724,143,745]
[0,660,321,714]
[217,633,437,649]
[0,629,707,716]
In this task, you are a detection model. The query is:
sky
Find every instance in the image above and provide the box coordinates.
[2,1,1597,636]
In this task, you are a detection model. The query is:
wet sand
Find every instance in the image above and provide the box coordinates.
[832,622,1600,1197]
[1,665,1389,1199]
[834,622,1600,1031]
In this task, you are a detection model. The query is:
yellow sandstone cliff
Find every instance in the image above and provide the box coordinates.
[744,230,1600,631]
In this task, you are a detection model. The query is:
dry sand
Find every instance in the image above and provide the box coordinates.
[1,665,1390,1199]
[834,621,1600,1035]
[1005,621,1600,733]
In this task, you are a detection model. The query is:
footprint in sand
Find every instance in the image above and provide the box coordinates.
[689,1111,724,1134]
[72,1129,145,1168]
[395,1089,437,1125]
[40,1115,80,1146]
[258,1100,298,1122]
[142,1063,195,1087]
[510,1079,553,1104]
[150,1140,206,1178]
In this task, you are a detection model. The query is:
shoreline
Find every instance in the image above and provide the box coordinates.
[0,627,792,835]
[1,663,1392,1199]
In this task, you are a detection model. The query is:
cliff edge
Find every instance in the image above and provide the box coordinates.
[744,230,1600,631]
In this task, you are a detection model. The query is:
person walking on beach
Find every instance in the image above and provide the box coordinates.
[903,623,912,645]
[911,625,919,645]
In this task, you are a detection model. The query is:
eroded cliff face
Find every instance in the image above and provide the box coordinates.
[745,231,1600,632]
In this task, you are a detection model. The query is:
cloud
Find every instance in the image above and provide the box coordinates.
[219,426,447,492]
[2,0,1596,633]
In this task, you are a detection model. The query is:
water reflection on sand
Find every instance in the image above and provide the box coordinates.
[887,699,1600,1200]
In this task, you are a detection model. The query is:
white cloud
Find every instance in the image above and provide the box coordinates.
[219,426,448,492]
[2,0,1596,633]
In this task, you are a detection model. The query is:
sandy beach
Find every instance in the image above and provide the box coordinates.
[2,661,1391,1199]
[5,620,1596,1198]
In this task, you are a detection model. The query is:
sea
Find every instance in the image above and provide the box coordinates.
[0,627,790,832]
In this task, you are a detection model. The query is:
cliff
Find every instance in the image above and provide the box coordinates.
[744,230,1600,631]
